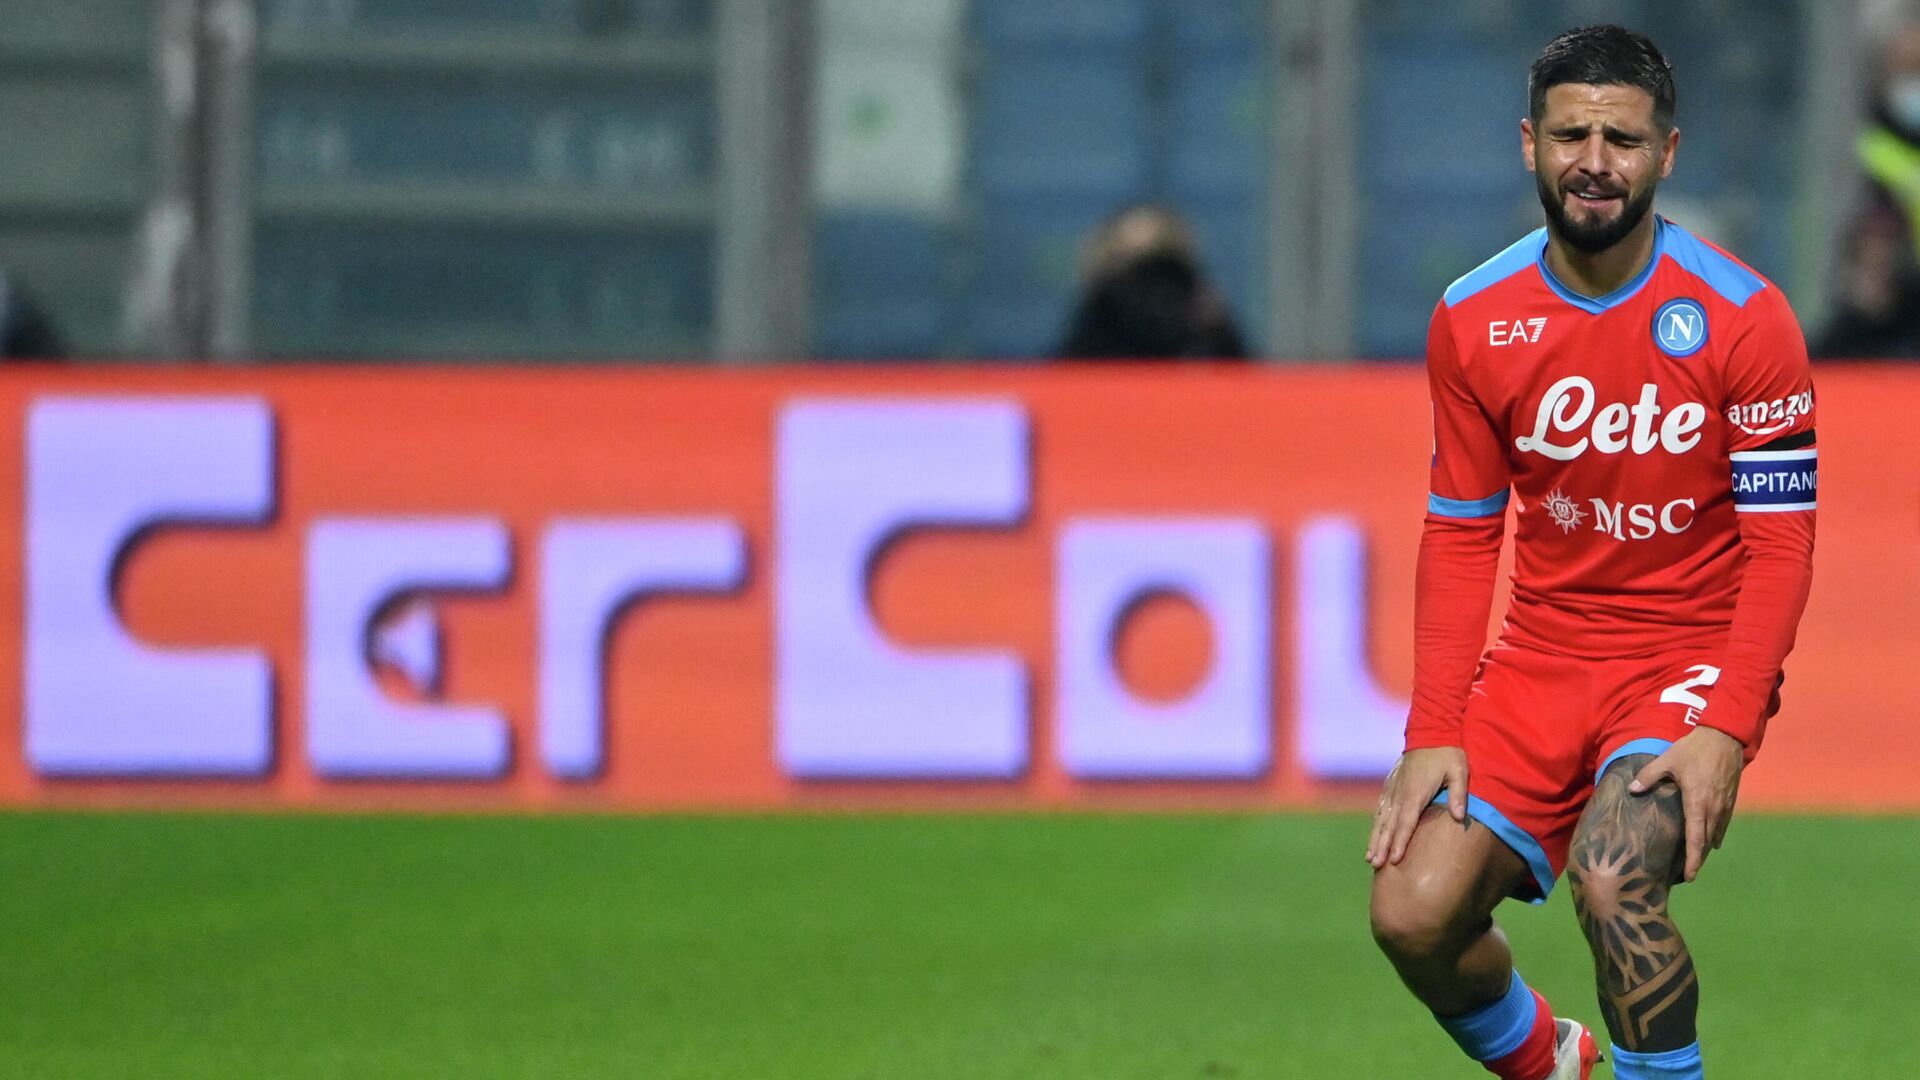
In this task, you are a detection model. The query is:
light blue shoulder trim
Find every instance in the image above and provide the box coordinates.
[1428,489,1510,518]
[1443,229,1548,307]
[1658,219,1768,307]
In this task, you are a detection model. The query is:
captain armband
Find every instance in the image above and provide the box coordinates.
[1730,448,1816,512]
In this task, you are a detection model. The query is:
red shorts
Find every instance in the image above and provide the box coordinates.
[1440,640,1737,902]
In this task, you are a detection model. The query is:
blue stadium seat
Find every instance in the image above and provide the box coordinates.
[813,212,948,359]
[1362,38,1516,194]
[972,47,1151,198]
[966,294,1071,359]
[1167,53,1266,199]
[814,300,948,360]
[1168,0,1266,50]
[975,0,1151,47]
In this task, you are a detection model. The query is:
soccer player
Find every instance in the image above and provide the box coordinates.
[1364,25,1816,1080]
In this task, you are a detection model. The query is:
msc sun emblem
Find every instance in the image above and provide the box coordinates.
[1653,298,1708,359]
[1542,488,1586,534]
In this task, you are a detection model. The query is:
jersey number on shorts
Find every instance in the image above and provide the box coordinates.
[1658,664,1722,723]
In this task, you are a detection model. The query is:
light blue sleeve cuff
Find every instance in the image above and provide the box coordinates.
[1428,488,1511,518]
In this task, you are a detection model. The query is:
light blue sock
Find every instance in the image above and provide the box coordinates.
[1434,969,1537,1062]
[1611,1041,1704,1079]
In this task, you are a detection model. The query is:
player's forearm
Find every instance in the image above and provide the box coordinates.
[1405,512,1504,749]
[1696,511,1815,751]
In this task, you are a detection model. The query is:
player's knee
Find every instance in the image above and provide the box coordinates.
[1566,858,1621,917]
[1369,869,1468,962]
[1566,844,1669,920]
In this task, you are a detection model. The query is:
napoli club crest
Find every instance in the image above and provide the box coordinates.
[1653,298,1708,358]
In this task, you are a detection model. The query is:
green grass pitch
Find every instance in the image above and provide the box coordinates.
[1,811,1912,1077]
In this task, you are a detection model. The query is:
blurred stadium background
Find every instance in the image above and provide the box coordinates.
[0,0,1881,362]
[3,1,1919,1077]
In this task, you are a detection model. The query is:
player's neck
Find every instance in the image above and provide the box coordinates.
[1541,214,1660,299]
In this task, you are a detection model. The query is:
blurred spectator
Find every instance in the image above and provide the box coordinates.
[0,272,65,360]
[1815,211,1920,357]
[1057,205,1247,361]
[1816,25,1920,358]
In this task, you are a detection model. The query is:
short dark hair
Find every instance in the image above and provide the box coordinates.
[1529,25,1676,131]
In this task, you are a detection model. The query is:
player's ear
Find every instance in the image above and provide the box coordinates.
[1659,125,1679,179]
[1521,118,1537,172]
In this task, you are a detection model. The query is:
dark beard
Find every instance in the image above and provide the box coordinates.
[1535,173,1657,254]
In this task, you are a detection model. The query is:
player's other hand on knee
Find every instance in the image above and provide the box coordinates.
[1366,746,1469,870]
[1628,726,1745,883]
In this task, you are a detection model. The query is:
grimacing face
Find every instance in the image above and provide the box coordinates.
[1523,82,1678,254]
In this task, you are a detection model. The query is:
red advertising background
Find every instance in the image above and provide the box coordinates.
[0,366,1913,811]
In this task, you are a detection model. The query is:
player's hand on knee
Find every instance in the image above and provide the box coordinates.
[1628,726,1744,883]
[1366,747,1469,870]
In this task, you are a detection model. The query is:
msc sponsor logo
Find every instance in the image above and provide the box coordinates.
[1540,487,1586,533]
[1533,484,1698,541]
[1514,376,1708,461]
[1590,497,1697,541]
[1489,317,1547,346]
[1653,298,1708,358]
[1727,390,1813,437]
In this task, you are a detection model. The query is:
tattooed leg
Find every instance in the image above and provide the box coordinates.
[1567,754,1698,1053]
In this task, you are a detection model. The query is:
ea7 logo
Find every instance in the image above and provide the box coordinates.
[1489,318,1548,346]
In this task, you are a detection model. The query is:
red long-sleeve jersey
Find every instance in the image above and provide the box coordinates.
[1407,216,1816,755]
